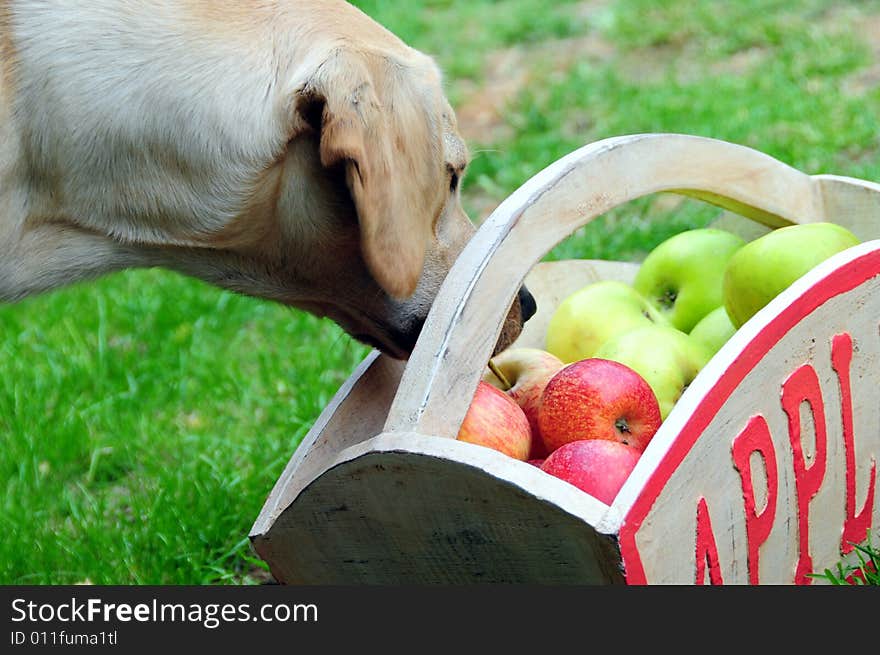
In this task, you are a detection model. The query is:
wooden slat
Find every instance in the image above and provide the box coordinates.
[251,433,622,584]
[814,174,880,241]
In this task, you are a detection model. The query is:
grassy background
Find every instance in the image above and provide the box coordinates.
[2,0,879,584]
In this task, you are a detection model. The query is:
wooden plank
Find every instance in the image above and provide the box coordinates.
[252,434,623,584]
[814,174,880,241]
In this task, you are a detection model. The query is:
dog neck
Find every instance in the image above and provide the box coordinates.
[0,1,315,301]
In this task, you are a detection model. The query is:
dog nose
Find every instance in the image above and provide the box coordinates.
[518,284,537,323]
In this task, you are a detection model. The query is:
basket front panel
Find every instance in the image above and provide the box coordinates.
[620,243,880,584]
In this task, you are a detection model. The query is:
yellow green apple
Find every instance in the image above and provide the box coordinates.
[723,222,860,328]
[545,280,669,363]
[634,228,746,333]
[689,305,737,357]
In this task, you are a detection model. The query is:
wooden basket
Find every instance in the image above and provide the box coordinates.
[249,133,880,584]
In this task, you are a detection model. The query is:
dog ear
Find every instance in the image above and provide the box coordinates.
[301,51,443,299]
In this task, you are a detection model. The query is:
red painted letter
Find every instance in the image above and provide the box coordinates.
[732,415,778,584]
[695,497,724,585]
[781,364,828,585]
[831,332,876,555]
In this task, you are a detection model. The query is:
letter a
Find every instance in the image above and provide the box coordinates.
[695,497,724,585]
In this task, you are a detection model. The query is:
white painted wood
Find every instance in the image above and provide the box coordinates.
[251,133,880,585]
[252,432,623,584]
[814,174,880,241]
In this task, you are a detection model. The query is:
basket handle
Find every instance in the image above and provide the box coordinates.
[383,133,825,440]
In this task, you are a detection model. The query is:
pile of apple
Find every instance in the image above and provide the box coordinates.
[456,220,861,505]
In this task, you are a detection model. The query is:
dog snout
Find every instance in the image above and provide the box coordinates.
[363,285,536,361]
[491,283,537,357]
[518,284,537,323]
[391,315,427,356]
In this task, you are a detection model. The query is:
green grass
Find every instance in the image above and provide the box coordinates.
[810,533,880,585]
[1,271,369,583]
[350,0,594,84]
[3,0,880,584]
[460,0,880,261]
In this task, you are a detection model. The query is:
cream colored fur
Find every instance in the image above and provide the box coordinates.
[0,0,527,359]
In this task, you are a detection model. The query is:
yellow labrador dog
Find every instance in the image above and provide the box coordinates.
[0,0,534,359]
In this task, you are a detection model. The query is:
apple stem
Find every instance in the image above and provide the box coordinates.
[487,359,512,391]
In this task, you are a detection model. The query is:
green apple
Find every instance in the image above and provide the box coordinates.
[594,324,713,420]
[634,228,747,333]
[689,305,737,357]
[545,280,669,363]
[723,222,860,328]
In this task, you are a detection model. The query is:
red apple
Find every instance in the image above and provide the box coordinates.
[537,358,662,454]
[527,458,545,467]
[540,439,642,504]
[484,347,565,459]
[457,380,532,461]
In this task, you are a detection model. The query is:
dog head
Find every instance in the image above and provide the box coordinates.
[252,46,536,359]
